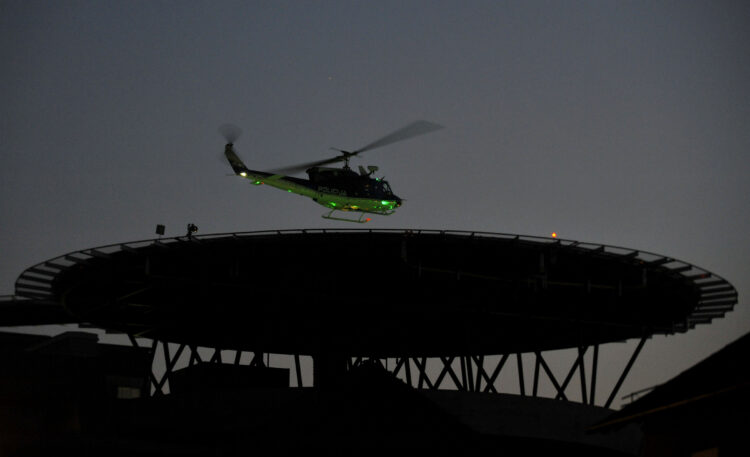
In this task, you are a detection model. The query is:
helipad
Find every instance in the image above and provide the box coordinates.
[10,229,737,357]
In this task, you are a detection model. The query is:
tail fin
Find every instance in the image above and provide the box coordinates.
[224,144,248,175]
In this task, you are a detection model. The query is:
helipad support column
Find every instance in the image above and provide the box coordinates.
[312,352,348,389]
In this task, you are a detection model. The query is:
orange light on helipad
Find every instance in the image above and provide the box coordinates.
[551,232,557,238]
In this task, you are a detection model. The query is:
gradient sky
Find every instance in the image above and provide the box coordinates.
[2,1,749,408]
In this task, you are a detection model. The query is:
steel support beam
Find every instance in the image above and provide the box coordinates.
[460,356,469,391]
[392,357,407,379]
[414,357,433,390]
[127,334,160,397]
[149,339,164,395]
[535,351,566,401]
[403,357,412,387]
[481,353,509,394]
[434,356,464,390]
[189,345,202,366]
[249,351,265,367]
[517,353,525,396]
[294,354,303,387]
[473,355,486,392]
[533,355,540,396]
[579,346,588,405]
[590,344,599,405]
[554,346,587,401]
[605,336,647,409]
[154,342,186,394]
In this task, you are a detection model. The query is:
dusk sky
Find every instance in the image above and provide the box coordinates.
[2,1,749,408]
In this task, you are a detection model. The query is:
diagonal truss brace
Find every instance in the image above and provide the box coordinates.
[129,336,649,407]
[352,338,646,408]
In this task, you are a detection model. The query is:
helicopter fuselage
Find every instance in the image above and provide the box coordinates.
[225,145,402,215]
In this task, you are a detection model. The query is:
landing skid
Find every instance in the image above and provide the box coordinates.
[322,210,372,223]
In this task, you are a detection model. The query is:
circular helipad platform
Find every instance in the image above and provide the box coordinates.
[12,230,737,356]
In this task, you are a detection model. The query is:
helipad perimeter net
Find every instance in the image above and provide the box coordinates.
[14,229,737,357]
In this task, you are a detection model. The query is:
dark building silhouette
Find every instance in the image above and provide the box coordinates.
[0,330,638,456]
[591,332,750,457]
[0,331,150,455]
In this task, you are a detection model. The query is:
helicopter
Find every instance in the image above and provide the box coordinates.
[219,121,443,223]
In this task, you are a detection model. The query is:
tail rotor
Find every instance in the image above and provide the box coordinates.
[219,123,243,145]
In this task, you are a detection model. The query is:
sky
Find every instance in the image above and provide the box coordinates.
[1,0,749,409]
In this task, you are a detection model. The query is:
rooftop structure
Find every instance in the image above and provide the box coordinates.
[0,229,738,455]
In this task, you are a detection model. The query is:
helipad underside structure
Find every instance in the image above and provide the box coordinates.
[9,229,737,357]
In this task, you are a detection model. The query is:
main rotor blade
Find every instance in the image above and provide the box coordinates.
[269,120,443,175]
[270,156,344,175]
[353,120,443,154]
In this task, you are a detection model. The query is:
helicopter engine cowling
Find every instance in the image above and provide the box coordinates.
[358,165,379,176]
